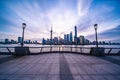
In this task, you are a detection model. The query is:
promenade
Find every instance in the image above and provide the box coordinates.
[0,53,120,80]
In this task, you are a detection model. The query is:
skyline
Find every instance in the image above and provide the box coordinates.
[0,0,120,42]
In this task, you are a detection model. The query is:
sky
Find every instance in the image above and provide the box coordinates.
[0,0,120,43]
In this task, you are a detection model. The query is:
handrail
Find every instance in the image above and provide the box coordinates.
[108,48,112,55]
[6,47,12,53]
[0,46,120,49]
[0,46,120,55]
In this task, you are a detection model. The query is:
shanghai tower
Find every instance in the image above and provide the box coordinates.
[75,26,77,38]
[74,26,77,45]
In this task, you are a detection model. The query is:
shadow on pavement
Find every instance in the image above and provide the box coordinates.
[97,56,120,65]
[0,55,22,64]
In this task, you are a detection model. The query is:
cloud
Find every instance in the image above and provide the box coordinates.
[99,25,120,42]
[6,0,80,38]
[77,0,93,16]
[0,0,120,42]
[76,0,120,37]
[4,1,50,39]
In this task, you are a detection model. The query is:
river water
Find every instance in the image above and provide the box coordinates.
[0,44,120,54]
[0,44,120,47]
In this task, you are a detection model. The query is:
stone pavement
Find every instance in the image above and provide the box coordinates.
[0,53,120,80]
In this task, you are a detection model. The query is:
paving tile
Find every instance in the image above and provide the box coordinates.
[0,53,120,80]
[73,75,83,80]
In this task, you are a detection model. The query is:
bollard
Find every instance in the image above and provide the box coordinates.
[14,46,30,56]
[90,47,105,56]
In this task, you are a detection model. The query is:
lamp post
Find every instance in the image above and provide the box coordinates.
[94,24,98,48]
[21,23,26,47]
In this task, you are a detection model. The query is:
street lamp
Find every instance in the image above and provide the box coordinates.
[94,24,98,48]
[21,23,26,47]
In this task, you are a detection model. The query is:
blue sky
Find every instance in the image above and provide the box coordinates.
[0,0,120,42]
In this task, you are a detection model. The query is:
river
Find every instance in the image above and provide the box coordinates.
[0,44,120,54]
[0,44,120,48]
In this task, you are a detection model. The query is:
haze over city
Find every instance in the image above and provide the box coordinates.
[0,0,120,43]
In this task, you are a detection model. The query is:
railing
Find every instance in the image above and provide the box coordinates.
[0,46,120,55]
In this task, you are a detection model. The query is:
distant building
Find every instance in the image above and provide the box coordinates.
[5,38,9,44]
[42,38,46,45]
[64,34,67,44]
[109,41,111,45]
[99,41,102,45]
[59,37,63,44]
[53,37,58,45]
[35,40,38,44]
[74,26,78,45]
[85,39,90,45]
[18,37,22,43]
[66,34,69,42]
[69,32,73,43]
[46,39,50,44]
[103,41,106,45]
[63,32,73,44]
[33,41,38,44]
[79,36,85,45]
[28,40,31,44]
[74,26,77,38]
[11,39,16,44]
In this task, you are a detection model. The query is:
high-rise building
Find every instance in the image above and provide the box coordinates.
[69,32,73,43]
[75,26,77,38]
[79,35,85,45]
[59,37,63,44]
[64,34,67,43]
[67,34,69,42]
[53,37,58,44]
[18,37,22,43]
[5,38,9,44]
[47,39,50,44]
[74,26,78,45]
[85,39,90,45]
[42,38,46,45]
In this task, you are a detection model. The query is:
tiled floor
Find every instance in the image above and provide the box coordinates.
[0,53,120,80]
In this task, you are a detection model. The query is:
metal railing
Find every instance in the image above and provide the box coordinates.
[0,46,120,55]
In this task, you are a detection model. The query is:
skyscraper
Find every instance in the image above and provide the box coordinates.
[67,34,69,42]
[79,35,85,45]
[69,32,73,43]
[18,37,22,43]
[74,26,78,45]
[75,26,77,38]
[64,34,67,44]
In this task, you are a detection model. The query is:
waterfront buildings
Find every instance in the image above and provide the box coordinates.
[53,37,59,45]
[18,37,22,44]
[8,25,115,45]
[69,32,73,44]
[42,25,90,45]
[79,36,85,45]
[5,38,9,44]
[64,34,66,41]
[4,38,17,44]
